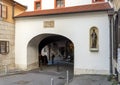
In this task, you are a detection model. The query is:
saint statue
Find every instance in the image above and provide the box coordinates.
[91,29,97,48]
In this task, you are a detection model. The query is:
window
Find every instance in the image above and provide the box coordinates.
[34,0,41,10]
[36,2,40,9]
[0,4,7,18]
[2,5,7,18]
[92,0,104,3]
[55,0,65,8]
[0,41,9,54]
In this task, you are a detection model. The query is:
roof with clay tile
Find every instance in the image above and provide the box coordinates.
[15,2,112,18]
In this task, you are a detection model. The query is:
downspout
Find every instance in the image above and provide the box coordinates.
[108,10,114,74]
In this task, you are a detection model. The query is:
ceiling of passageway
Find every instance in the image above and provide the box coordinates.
[39,35,71,51]
[41,35,68,43]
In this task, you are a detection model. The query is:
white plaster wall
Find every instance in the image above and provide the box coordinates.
[65,0,108,7]
[41,0,90,9]
[42,0,54,10]
[15,11,110,74]
[65,0,91,7]
[41,0,108,10]
[27,41,38,65]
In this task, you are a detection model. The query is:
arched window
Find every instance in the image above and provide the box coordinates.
[90,27,99,51]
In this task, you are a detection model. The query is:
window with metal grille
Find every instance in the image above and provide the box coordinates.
[34,0,41,10]
[36,2,41,9]
[0,41,9,54]
[55,0,65,8]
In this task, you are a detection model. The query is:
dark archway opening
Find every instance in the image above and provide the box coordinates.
[38,34,74,74]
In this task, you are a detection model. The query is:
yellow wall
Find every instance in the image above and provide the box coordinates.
[14,4,26,16]
[2,0,26,23]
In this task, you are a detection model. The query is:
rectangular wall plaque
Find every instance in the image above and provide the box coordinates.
[44,21,54,28]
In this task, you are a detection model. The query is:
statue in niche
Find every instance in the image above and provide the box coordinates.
[91,28,98,48]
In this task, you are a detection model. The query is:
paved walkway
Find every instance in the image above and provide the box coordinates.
[0,65,113,85]
[0,70,66,85]
[0,70,113,85]
[68,75,112,85]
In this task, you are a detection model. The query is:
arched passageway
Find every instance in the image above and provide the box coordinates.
[27,33,74,74]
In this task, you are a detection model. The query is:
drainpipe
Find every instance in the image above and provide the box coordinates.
[108,10,114,74]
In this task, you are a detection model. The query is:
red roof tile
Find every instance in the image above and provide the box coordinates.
[15,2,112,18]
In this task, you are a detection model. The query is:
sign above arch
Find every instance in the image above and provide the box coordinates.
[44,21,54,28]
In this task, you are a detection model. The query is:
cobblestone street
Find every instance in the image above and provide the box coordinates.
[0,68,113,85]
[0,70,66,85]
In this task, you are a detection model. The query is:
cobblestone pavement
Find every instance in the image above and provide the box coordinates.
[0,71,113,85]
[0,70,67,85]
[68,75,112,85]
[0,65,113,85]
[0,64,73,85]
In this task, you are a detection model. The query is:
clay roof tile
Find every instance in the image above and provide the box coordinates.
[15,2,112,18]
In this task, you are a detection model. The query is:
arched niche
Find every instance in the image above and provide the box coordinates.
[90,26,99,52]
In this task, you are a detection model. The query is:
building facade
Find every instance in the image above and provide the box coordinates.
[15,0,113,75]
[110,0,120,11]
[0,0,26,71]
[109,0,120,82]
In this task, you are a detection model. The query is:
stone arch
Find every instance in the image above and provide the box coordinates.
[27,33,74,72]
